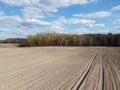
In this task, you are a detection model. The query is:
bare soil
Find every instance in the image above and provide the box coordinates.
[0,47,120,90]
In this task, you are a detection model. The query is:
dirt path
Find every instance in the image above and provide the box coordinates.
[0,47,119,90]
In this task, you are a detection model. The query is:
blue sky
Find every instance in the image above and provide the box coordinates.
[0,0,120,39]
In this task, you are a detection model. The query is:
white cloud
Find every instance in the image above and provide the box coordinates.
[69,28,90,34]
[51,17,105,28]
[0,0,96,13]
[0,15,21,28]
[74,28,88,33]
[114,19,120,24]
[45,25,65,33]
[19,19,50,28]
[46,13,55,17]
[0,8,105,36]
[69,18,95,24]
[0,10,4,16]
[0,28,26,35]
[51,17,68,26]
[0,11,66,34]
[1,14,105,35]
[0,0,97,24]
[0,0,96,6]
[113,26,120,30]
[0,10,105,35]
[22,7,44,19]
[76,28,87,31]
[18,18,65,32]
[112,5,120,11]
[0,0,32,6]
[73,11,111,18]
[93,24,105,27]
[69,18,105,27]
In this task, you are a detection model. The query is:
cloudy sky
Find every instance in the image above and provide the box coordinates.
[0,0,120,39]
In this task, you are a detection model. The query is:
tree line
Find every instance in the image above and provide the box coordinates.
[24,33,120,46]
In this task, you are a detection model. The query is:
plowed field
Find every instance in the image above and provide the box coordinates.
[0,47,120,90]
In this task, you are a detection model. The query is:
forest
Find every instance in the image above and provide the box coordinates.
[25,33,120,46]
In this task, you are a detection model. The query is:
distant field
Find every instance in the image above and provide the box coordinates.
[0,47,120,90]
[0,43,19,48]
